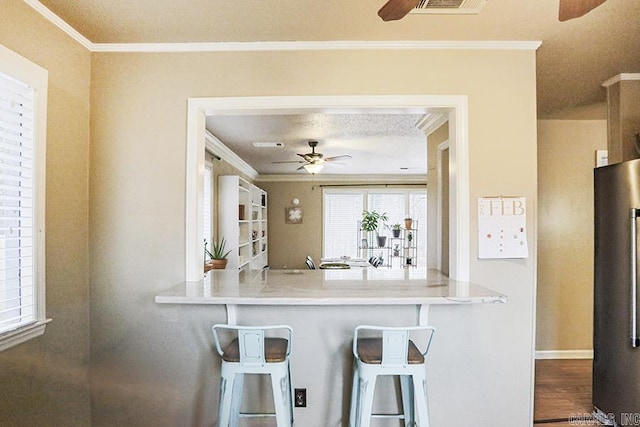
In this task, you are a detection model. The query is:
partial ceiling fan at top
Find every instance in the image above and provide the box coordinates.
[558,0,608,21]
[377,0,609,22]
[377,0,488,22]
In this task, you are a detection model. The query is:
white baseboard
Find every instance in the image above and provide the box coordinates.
[535,350,593,360]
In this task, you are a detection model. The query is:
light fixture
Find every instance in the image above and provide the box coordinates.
[303,163,324,174]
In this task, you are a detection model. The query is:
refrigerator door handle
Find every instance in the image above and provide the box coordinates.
[630,208,640,347]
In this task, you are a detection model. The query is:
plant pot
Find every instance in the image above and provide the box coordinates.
[392,229,401,238]
[404,219,413,230]
[376,236,387,248]
[210,259,228,269]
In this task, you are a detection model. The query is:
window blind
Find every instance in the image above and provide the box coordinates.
[323,192,363,258]
[323,189,428,267]
[0,71,36,334]
[203,162,213,248]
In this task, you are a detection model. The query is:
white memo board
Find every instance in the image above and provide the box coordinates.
[478,197,528,259]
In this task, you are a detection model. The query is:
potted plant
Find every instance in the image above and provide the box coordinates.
[205,237,232,270]
[391,223,402,238]
[361,210,389,248]
[404,217,413,230]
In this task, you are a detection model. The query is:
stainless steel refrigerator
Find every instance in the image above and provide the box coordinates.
[594,158,640,426]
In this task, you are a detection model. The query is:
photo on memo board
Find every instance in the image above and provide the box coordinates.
[285,206,303,224]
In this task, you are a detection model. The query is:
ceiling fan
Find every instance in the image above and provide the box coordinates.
[272,140,352,174]
[377,0,608,22]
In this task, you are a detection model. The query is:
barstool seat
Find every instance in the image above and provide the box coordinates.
[212,324,294,427]
[349,325,436,427]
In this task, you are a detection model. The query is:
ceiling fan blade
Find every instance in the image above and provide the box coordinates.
[272,160,305,164]
[296,164,308,171]
[324,155,352,162]
[378,0,421,21]
[558,0,607,21]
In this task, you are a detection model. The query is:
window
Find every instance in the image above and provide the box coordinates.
[203,159,213,246]
[323,191,363,258]
[323,188,427,266]
[0,45,49,351]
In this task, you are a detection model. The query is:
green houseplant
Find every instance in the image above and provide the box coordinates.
[361,210,389,248]
[205,237,232,270]
[391,223,402,238]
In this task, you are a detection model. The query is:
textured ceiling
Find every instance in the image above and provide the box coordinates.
[206,113,429,175]
[34,0,640,116]
[31,0,640,175]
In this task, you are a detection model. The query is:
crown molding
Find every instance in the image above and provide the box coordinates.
[255,174,427,183]
[23,0,93,50]
[416,113,448,136]
[204,131,259,181]
[90,40,542,53]
[602,73,640,88]
[20,2,542,53]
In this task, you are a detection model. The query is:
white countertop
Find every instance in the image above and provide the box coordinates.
[155,268,507,306]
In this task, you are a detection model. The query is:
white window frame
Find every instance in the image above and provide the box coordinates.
[322,188,428,265]
[0,44,50,351]
[186,95,469,282]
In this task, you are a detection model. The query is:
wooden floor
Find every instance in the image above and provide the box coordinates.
[534,359,604,426]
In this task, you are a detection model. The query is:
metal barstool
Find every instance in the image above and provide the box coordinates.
[212,324,294,427]
[349,325,436,427]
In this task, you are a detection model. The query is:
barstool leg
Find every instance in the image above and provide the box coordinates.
[229,373,243,427]
[217,369,235,427]
[412,374,430,427]
[355,371,376,427]
[271,365,293,427]
[400,375,415,426]
[349,359,359,427]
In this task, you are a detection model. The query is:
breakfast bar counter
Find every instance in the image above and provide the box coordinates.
[155,268,506,305]
[155,268,506,324]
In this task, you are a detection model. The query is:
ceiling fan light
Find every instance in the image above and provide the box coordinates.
[303,163,324,174]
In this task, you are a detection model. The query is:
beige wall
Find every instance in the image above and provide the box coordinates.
[0,2,612,425]
[536,119,607,352]
[0,1,91,424]
[89,48,537,426]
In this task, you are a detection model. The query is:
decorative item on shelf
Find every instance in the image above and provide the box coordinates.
[391,223,402,238]
[361,238,368,249]
[406,257,413,266]
[252,230,258,240]
[407,231,413,244]
[404,217,413,230]
[239,205,246,220]
[393,244,400,257]
[205,237,232,270]
[362,210,389,248]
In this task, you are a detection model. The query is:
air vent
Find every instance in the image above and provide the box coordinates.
[252,142,284,148]
[411,0,488,14]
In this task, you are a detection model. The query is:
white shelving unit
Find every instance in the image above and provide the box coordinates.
[218,175,268,271]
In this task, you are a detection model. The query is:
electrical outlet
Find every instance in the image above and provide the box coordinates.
[294,388,306,407]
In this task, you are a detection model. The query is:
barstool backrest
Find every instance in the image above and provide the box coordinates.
[353,325,435,366]
[212,324,293,366]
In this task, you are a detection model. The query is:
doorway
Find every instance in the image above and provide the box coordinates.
[185,95,470,282]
